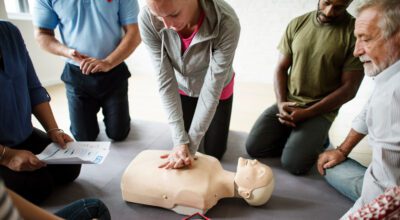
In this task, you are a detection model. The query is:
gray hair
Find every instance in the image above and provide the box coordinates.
[356,0,400,38]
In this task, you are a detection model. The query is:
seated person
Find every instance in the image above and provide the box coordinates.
[121,150,274,215]
[245,0,364,175]
[0,177,110,220]
[317,0,400,218]
[345,186,400,220]
[0,21,81,204]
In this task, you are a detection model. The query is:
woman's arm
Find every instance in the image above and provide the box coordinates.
[7,189,63,220]
[187,13,241,154]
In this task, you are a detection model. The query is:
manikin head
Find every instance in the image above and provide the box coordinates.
[146,0,200,32]
[234,158,274,206]
[316,0,353,24]
[353,0,400,77]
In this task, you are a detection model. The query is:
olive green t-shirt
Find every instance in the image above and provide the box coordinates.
[278,11,363,122]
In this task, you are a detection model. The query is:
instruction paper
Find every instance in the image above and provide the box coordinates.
[36,142,110,164]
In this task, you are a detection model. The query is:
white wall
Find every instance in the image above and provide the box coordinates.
[129,0,360,83]
[131,0,317,83]
[2,0,361,85]
[229,0,314,83]
[1,0,64,86]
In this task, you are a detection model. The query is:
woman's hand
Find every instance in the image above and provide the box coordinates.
[47,129,74,149]
[159,144,194,169]
[1,148,46,172]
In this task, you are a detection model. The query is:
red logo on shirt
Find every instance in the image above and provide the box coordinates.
[107,0,112,2]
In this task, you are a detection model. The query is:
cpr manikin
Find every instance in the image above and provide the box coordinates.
[121,150,275,215]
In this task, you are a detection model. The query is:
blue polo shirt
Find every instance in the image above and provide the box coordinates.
[32,0,139,66]
[0,21,51,147]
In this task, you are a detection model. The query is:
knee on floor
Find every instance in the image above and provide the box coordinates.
[281,159,313,175]
[73,131,99,142]
[245,140,263,158]
[106,126,130,141]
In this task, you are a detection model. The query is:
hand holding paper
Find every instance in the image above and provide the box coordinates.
[36,142,110,164]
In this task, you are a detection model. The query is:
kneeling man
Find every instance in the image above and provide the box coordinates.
[317,0,400,218]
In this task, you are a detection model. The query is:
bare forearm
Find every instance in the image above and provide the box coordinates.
[8,189,63,220]
[307,86,356,116]
[32,102,58,131]
[274,69,288,103]
[337,128,366,156]
[104,24,141,68]
[34,28,70,58]
[273,53,292,103]
[306,71,363,117]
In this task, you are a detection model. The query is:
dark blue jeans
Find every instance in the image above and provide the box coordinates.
[246,104,332,175]
[54,198,111,220]
[62,63,131,141]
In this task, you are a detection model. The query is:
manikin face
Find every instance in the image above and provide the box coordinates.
[147,0,198,32]
[234,158,273,199]
[353,7,400,77]
[317,0,352,24]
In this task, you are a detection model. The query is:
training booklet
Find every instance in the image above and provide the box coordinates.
[36,141,110,164]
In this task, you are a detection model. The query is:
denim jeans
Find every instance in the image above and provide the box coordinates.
[324,158,366,202]
[54,198,111,220]
[62,63,131,141]
[246,104,332,175]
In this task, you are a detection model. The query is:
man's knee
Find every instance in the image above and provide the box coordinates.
[281,154,314,175]
[245,140,262,158]
[245,130,270,158]
[72,131,99,141]
[324,166,339,184]
[322,160,365,202]
[246,135,283,158]
[70,122,100,141]
[106,125,130,141]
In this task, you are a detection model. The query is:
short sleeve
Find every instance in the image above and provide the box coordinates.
[277,19,297,56]
[32,0,59,29]
[119,0,140,25]
[342,34,364,72]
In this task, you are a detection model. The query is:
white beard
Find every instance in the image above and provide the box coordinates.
[360,55,382,77]
[359,40,400,77]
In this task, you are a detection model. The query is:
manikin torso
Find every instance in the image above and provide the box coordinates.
[121,150,274,215]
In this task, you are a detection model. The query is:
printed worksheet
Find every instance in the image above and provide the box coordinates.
[36,142,111,164]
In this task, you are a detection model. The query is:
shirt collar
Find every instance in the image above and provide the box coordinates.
[373,59,400,85]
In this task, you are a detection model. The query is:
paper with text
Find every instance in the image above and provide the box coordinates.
[36,142,110,164]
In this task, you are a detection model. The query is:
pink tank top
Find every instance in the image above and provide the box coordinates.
[178,11,234,100]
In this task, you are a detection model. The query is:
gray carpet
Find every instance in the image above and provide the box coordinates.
[42,120,353,219]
